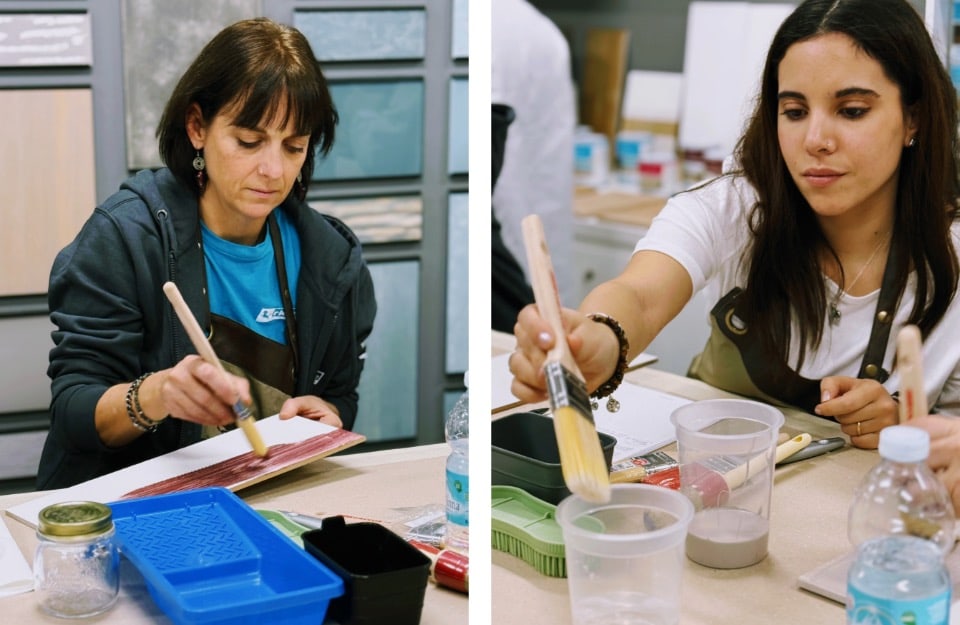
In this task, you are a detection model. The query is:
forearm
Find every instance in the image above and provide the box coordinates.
[95,372,170,447]
[579,251,694,363]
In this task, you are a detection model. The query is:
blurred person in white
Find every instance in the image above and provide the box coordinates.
[492,0,577,306]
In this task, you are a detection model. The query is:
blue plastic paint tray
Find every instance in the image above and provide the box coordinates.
[109,487,343,625]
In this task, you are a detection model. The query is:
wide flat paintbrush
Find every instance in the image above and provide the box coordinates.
[896,324,927,422]
[162,281,269,457]
[521,215,610,503]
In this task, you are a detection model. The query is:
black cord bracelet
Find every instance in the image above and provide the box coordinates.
[587,312,629,400]
[125,372,163,433]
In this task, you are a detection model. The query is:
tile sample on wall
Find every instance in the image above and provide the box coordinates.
[0,13,92,67]
[0,316,56,412]
[310,196,422,244]
[448,78,468,175]
[445,193,468,374]
[294,9,426,62]
[313,80,424,181]
[452,0,469,59]
[1,89,95,297]
[121,0,261,169]
[354,261,419,442]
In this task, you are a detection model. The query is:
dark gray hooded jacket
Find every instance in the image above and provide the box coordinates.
[38,168,376,489]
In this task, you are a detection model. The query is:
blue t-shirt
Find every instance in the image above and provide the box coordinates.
[201,210,301,344]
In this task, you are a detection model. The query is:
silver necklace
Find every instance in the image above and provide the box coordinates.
[828,237,888,326]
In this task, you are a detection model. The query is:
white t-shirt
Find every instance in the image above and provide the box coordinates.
[635,174,960,413]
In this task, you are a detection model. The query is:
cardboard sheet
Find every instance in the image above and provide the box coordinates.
[7,416,365,529]
[621,70,684,123]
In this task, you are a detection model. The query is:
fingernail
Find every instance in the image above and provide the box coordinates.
[821,390,831,402]
[538,331,552,347]
[813,406,822,415]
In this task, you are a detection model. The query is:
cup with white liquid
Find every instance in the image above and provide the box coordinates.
[671,399,784,569]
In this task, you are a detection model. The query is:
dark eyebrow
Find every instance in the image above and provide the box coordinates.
[835,87,879,98]
[778,87,879,101]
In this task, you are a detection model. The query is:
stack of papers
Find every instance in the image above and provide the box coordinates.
[491,351,658,413]
[591,381,690,462]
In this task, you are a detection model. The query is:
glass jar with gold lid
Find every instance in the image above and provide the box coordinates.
[34,501,120,618]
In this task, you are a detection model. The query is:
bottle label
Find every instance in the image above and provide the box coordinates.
[446,468,469,527]
[847,585,950,624]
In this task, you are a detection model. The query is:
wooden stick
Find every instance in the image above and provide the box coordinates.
[162,281,268,457]
[896,325,927,422]
[521,214,610,503]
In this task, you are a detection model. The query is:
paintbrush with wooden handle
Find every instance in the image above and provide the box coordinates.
[896,324,927,422]
[521,214,610,504]
[162,281,268,457]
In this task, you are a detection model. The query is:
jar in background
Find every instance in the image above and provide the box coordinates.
[34,501,120,618]
[638,151,677,195]
[703,147,728,178]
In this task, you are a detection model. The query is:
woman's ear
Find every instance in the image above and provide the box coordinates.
[904,105,919,147]
[185,103,205,149]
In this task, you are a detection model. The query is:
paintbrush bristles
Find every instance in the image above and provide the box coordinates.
[554,406,611,503]
[521,215,612,504]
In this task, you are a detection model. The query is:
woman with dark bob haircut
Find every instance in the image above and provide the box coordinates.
[509,0,960,451]
[38,18,376,489]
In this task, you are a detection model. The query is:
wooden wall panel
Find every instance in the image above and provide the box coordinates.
[1,89,95,297]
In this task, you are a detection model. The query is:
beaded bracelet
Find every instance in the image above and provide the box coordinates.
[125,372,163,433]
[587,312,629,412]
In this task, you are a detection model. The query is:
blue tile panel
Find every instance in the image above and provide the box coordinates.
[314,80,424,181]
[355,261,419,442]
[294,9,426,62]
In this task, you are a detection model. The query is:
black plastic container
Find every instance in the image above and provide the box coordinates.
[491,411,618,504]
[301,516,431,625]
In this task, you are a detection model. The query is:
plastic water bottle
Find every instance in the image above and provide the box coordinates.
[847,425,955,554]
[845,425,954,624]
[444,374,469,553]
[847,535,950,624]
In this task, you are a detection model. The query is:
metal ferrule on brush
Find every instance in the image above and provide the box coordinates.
[233,400,254,421]
[544,362,595,421]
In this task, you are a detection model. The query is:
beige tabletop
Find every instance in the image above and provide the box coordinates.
[0,444,468,624]
[490,330,875,624]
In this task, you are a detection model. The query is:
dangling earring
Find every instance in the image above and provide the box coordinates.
[193,150,206,192]
[295,171,306,201]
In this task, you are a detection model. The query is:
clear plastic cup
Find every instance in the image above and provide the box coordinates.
[556,483,694,625]
[671,399,784,569]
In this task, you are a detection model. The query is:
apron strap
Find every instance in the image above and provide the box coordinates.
[855,242,902,383]
[267,212,300,383]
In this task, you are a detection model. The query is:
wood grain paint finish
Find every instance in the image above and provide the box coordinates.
[1,89,95,296]
[122,428,364,499]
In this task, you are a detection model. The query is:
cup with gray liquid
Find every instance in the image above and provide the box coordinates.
[671,399,784,569]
